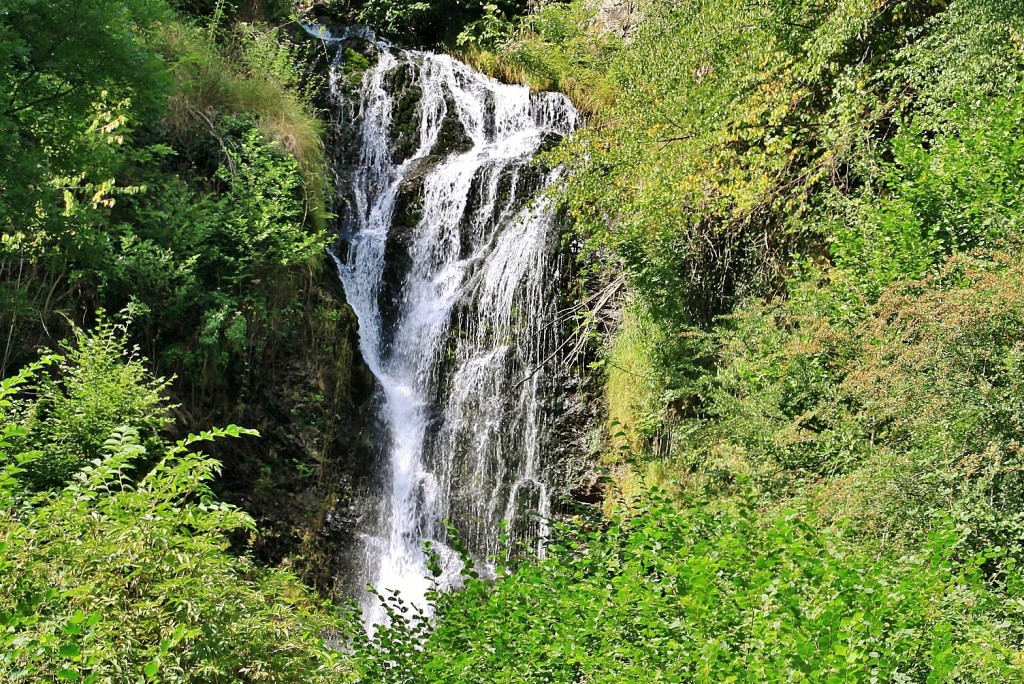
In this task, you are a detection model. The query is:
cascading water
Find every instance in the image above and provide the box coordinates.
[323,30,578,626]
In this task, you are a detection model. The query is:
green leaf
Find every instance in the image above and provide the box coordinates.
[143,659,159,678]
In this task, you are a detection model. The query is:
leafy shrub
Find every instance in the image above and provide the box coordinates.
[667,251,1024,560]
[834,253,1024,555]
[356,0,528,46]
[157,18,327,214]
[93,114,328,390]
[0,0,172,227]
[455,4,515,51]
[354,492,1024,682]
[508,0,1024,531]
[457,0,618,116]
[695,286,866,493]
[833,89,1024,299]
[0,336,358,683]
[7,318,172,489]
[215,124,323,277]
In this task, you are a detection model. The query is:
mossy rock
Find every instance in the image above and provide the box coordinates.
[377,155,439,330]
[340,45,377,88]
[457,159,511,259]
[209,273,378,599]
[401,154,443,188]
[385,63,423,164]
[431,94,474,157]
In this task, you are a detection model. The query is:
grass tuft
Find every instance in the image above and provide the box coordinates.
[155,20,328,222]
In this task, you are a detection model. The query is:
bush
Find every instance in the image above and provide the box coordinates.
[833,89,1024,299]
[668,251,1024,559]
[157,19,327,215]
[834,253,1024,556]
[8,317,172,489]
[0,0,172,227]
[356,0,528,46]
[95,113,328,390]
[354,492,1024,682]
[0,334,358,683]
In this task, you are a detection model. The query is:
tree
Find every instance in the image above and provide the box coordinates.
[0,0,171,226]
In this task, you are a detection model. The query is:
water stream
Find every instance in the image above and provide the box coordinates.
[325,31,578,627]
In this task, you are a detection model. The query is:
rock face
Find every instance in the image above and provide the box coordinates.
[592,0,640,39]
[379,154,437,331]
[210,276,378,598]
[384,63,424,164]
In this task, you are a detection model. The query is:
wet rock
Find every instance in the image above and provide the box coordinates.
[378,155,439,330]
[386,63,423,164]
[211,276,378,599]
[538,130,565,154]
[432,94,474,156]
[570,470,606,506]
[401,154,443,188]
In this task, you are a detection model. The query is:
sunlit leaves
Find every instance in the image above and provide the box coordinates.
[356,494,1024,682]
[0,0,171,225]
[0,337,356,683]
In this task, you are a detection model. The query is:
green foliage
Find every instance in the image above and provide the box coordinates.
[6,317,173,489]
[14,107,331,392]
[0,3,364,670]
[355,494,1024,682]
[215,125,322,274]
[503,0,1024,515]
[0,0,171,226]
[233,22,321,104]
[524,0,1020,329]
[357,0,528,46]
[0,335,357,683]
[835,254,1024,555]
[476,8,1024,658]
[158,19,328,215]
[648,250,1024,565]
[172,0,296,25]
[457,0,618,115]
[833,88,1024,298]
[0,2,331,397]
[455,5,515,51]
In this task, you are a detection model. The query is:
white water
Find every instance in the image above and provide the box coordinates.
[327,36,577,627]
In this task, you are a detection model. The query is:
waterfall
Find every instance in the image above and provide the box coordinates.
[324,31,578,626]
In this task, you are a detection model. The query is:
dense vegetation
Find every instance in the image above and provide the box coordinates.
[1,0,376,591]
[4,0,1024,681]
[362,496,1024,682]
[1,325,357,682]
[542,0,1024,560]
